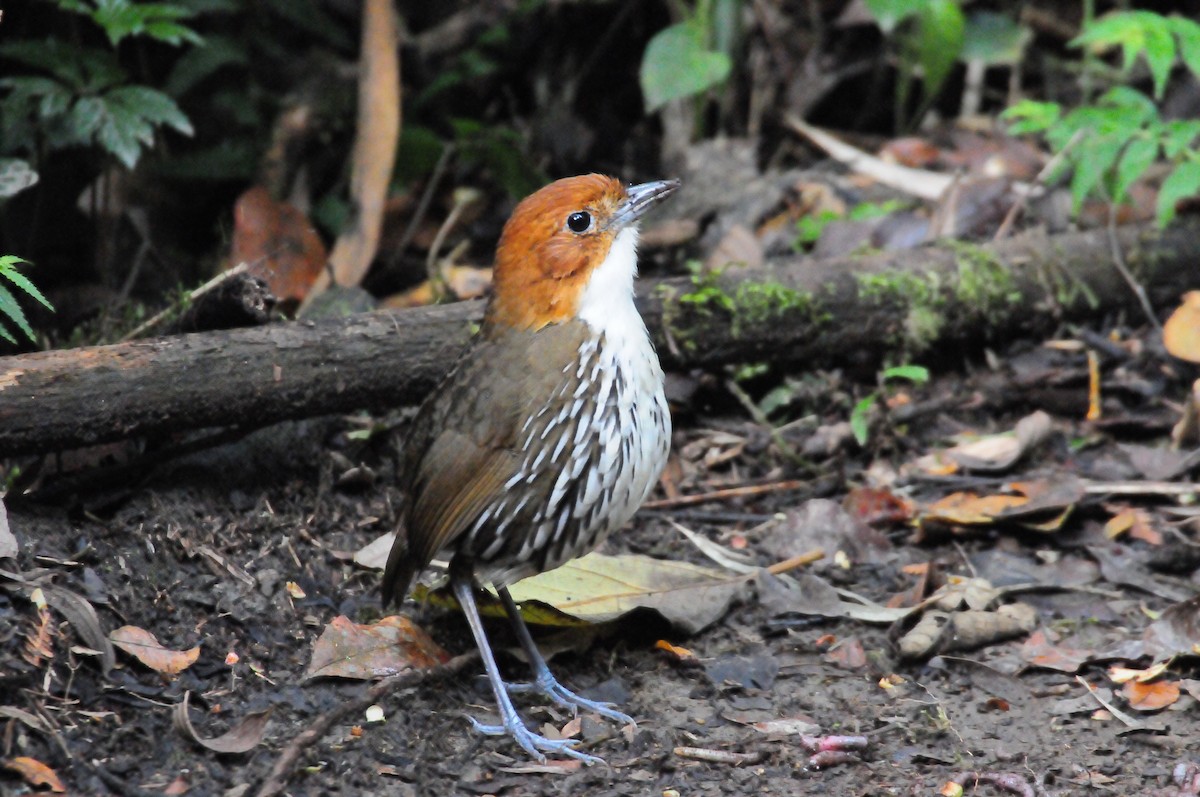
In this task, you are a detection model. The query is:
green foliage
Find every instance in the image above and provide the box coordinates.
[863,0,966,130]
[794,200,905,249]
[1002,11,1200,227]
[0,256,54,345]
[850,364,930,446]
[1072,11,1200,100]
[0,2,199,170]
[58,0,203,48]
[639,0,734,112]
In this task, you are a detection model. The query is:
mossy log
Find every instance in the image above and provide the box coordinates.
[1,222,1196,456]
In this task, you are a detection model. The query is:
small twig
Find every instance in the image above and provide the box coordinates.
[765,549,825,575]
[425,188,481,302]
[674,746,765,766]
[254,652,478,797]
[993,129,1085,241]
[118,262,251,343]
[386,142,455,270]
[1106,201,1162,332]
[641,479,808,510]
[724,378,808,466]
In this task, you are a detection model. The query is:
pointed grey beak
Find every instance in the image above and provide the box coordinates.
[613,178,681,228]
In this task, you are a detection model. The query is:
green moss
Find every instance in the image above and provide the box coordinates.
[675,262,826,339]
[855,269,946,353]
[945,241,1022,322]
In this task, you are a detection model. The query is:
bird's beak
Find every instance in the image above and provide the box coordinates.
[612,178,681,228]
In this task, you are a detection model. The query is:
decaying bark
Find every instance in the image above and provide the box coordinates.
[1,222,1196,456]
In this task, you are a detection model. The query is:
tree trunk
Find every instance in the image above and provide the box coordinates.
[1,222,1194,456]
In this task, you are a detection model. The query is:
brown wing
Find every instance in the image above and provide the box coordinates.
[380,321,590,606]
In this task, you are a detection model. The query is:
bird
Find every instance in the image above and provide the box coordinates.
[381,174,680,763]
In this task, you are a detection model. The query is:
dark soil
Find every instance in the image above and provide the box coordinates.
[3,345,1199,797]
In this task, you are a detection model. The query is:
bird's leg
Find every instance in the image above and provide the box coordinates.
[451,573,601,764]
[497,586,636,728]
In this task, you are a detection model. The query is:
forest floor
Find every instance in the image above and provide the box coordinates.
[3,324,1200,797]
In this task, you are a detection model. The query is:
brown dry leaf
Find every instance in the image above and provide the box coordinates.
[1171,379,1200,448]
[1143,594,1200,658]
[923,491,1029,525]
[229,186,327,303]
[304,615,449,681]
[1103,507,1161,544]
[842,486,916,526]
[1019,629,1092,673]
[110,626,200,676]
[381,265,493,308]
[943,411,1053,473]
[1122,679,1181,711]
[2,756,65,792]
[1163,291,1200,363]
[173,691,272,754]
[705,223,764,270]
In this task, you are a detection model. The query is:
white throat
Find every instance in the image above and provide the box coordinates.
[577,226,641,336]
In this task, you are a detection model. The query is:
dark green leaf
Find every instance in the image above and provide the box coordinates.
[1070,135,1123,211]
[1156,160,1200,227]
[640,21,732,112]
[882,364,930,384]
[0,284,34,343]
[1171,16,1200,79]
[915,0,965,98]
[1113,136,1158,204]
[863,0,924,34]
[1162,120,1200,159]
[1001,100,1060,135]
[0,262,53,311]
[165,36,248,96]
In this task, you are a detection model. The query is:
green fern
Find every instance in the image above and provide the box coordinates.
[0,256,54,345]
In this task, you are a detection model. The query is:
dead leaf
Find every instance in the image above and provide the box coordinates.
[747,717,821,737]
[842,487,916,526]
[173,691,272,754]
[2,756,65,792]
[655,640,696,661]
[1019,629,1092,673]
[1122,680,1181,711]
[110,626,200,676]
[1163,291,1200,363]
[304,615,449,681]
[229,185,327,304]
[1143,594,1200,658]
[944,411,1053,472]
[506,552,744,635]
[1103,507,1161,544]
[354,531,394,570]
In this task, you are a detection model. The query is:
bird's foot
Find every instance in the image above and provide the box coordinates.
[468,715,603,765]
[507,672,635,727]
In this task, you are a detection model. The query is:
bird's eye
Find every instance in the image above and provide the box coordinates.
[566,211,592,233]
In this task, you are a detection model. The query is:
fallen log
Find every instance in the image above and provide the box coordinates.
[1,222,1195,456]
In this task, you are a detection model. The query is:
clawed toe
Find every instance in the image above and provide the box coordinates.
[468,715,602,764]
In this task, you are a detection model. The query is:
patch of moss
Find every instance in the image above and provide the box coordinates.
[855,269,946,353]
[945,241,1022,322]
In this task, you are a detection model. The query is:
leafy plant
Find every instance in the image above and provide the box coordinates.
[794,199,905,249]
[863,0,965,131]
[1002,12,1200,227]
[0,256,54,345]
[0,1,200,170]
[639,0,736,112]
[850,364,929,446]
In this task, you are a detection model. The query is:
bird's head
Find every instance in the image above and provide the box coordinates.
[485,174,679,332]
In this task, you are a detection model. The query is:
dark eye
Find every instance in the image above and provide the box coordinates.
[566,211,592,233]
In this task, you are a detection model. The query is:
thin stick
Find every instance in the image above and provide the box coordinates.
[1106,201,1162,332]
[765,549,825,575]
[641,479,807,510]
[254,652,478,797]
[993,129,1084,242]
[118,262,251,343]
